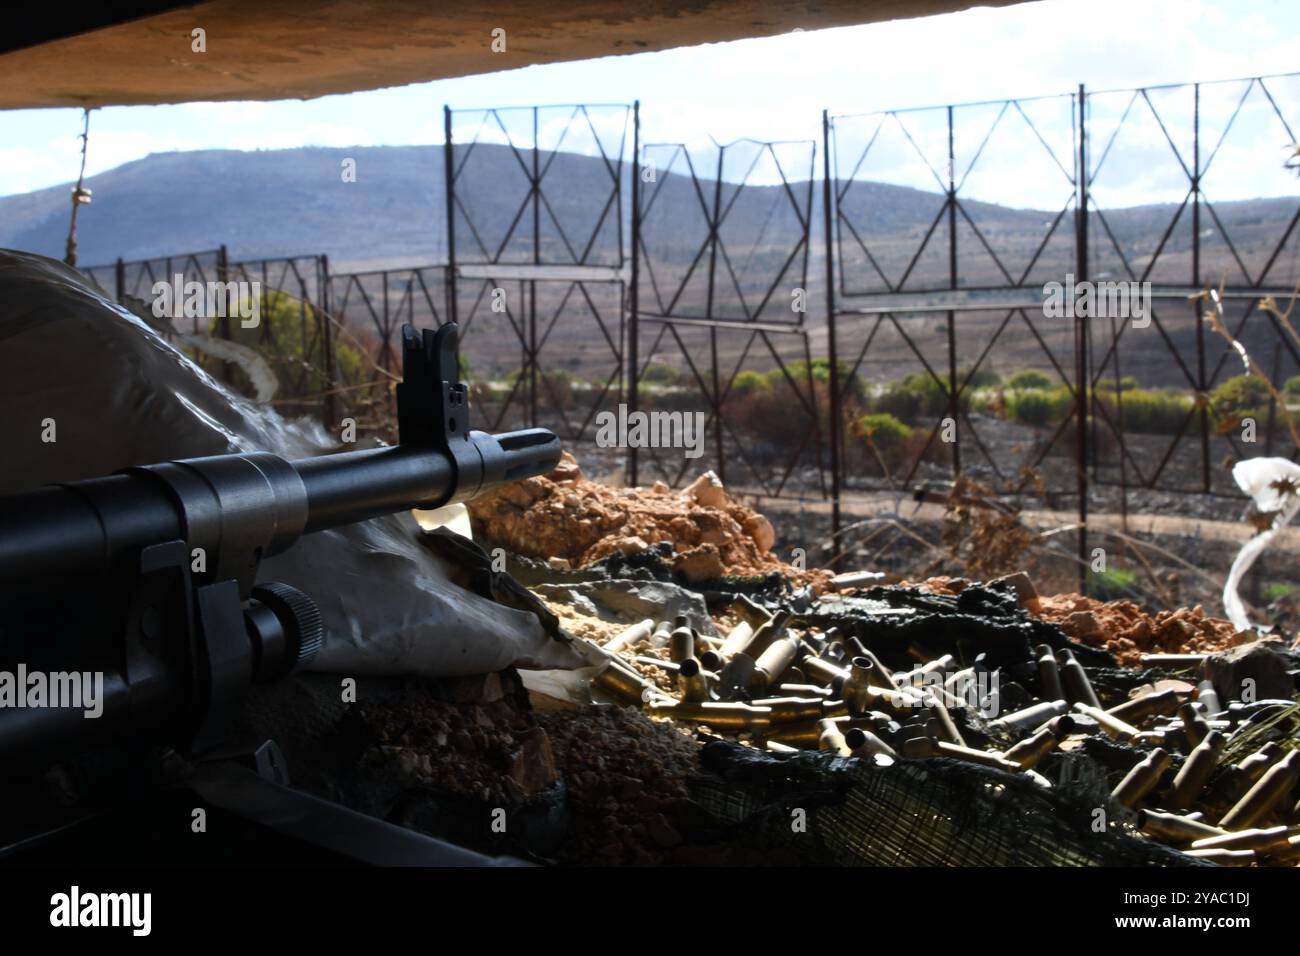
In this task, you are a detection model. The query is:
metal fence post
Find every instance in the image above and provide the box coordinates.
[822,109,843,568]
[1075,83,1091,593]
[628,101,641,486]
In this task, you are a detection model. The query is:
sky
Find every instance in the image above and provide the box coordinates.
[0,0,1297,207]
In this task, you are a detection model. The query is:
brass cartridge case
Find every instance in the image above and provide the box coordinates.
[750,696,825,724]
[744,610,792,660]
[765,740,798,753]
[1139,653,1206,669]
[768,716,850,747]
[650,620,673,649]
[1109,747,1172,807]
[1177,701,1210,751]
[1195,679,1225,717]
[731,593,773,629]
[821,698,850,719]
[1003,715,1076,771]
[844,727,899,759]
[676,657,711,703]
[1165,730,1225,810]
[1055,648,1101,708]
[1218,750,1300,830]
[669,625,696,664]
[751,636,801,692]
[1108,687,1181,725]
[987,699,1068,736]
[717,619,755,661]
[923,694,966,747]
[1073,703,1142,743]
[1137,809,1227,844]
[818,718,851,756]
[1208,742,1284,805]
[856,648,900,691]
[778,683,832,697]
[718,652,756,700]
[645,701,773,732]
[803,655,849,686]
[592,658,662,705]
[634,655,678,672]
[1035,644,1066,703]
[1190,826,1293,854]
[907,737,1022,773]
[604,618,655,655]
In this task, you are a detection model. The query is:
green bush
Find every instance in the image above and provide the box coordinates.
[1007,369,1053,390]
[1095,388,1194,435]
[1285,375,1300,397]
[1005,385,1072,426]
[1211,374,1270,426]
[1088,567,1137,602]
[858,412,913,449]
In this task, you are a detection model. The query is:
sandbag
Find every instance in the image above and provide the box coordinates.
[0,248,583,675]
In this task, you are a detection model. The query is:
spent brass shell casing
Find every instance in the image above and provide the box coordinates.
[1218,750,1300,830]
[818,718,851,756]
[745,609,792,660]
[1055,648,1101,708]
[1177,701,1210,751]
[1140,653,1207,669]
[717,619,755,661]
[635,655,678,672]
[945,666,976,698]
[751,636,801,692]
[767,716,850,747]
[1190,825,1293,854]
[923,695,966,747]
[765,740,798,753]
[1110,747,1172,807]
[718,652,756,700]
[750,696,826,724]
[645,701,772,731]
[1165,730,1226,810]
[1137,809,1227,844]
[856,648,900,691]
[910,738,1023,773]
[676,657,711,703]
[1108,687,1181,724]
[821,698,850,719]
[987,699,1068,736]
[731,594,773,629]
[844,727,899,760]
[650,620,674,649]
[1195,679,1225,717]
[668,625,696,663]
[1003,715,1076,770]
[1036,644,1066,703]
[604,618,655,655]
[778,683,832,697]
[1073,703,1142,743]
[593,658,661,705]
[803,655,849,686]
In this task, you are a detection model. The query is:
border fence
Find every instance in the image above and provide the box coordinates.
[77,71,1300,588]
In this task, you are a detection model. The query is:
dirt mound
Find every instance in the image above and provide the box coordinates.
[1034,593,1252,666]
[467,452,827,586]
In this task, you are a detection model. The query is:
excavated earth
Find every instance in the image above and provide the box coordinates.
[467,452,831,589]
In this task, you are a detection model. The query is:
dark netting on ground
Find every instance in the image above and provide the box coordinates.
[690,742,1207,866]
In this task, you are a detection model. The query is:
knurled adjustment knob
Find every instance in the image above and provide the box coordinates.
[250,581,323,673]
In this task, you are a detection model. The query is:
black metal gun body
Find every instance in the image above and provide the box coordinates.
[0,323,561,766]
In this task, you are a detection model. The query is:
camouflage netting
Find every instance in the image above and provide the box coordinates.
[690,743,1206,866]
